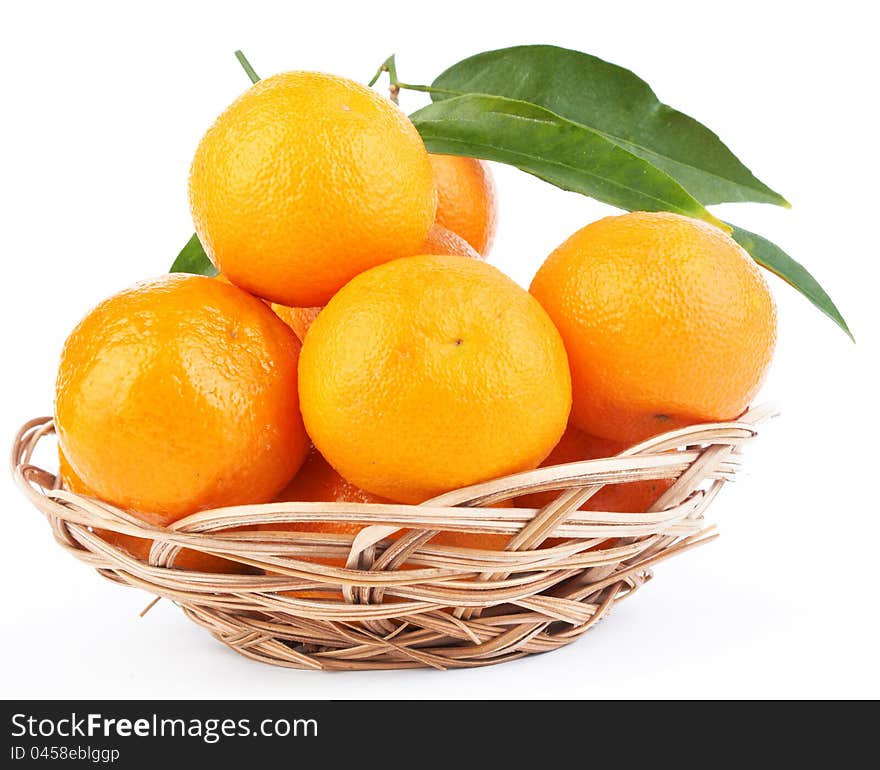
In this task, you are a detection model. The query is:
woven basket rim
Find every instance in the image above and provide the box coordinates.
[11,403,777,671]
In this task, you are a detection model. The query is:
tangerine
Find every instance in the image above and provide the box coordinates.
[429,154,497,255]
[298,255,571,504]
[57,448,253,573]
[530,212,776,443]
[55,273,309,518]
[190,71,436,307]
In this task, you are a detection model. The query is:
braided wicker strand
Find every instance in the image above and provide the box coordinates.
[10,405,776,671]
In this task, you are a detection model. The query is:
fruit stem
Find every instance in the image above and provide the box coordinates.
[396,82,445,94]
[368,54,461,104]
[367,55,394,87]
[234,49,261,84]
[368,54,400,103]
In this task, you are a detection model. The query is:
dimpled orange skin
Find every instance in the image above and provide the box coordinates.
[190,71,437,308]
[428,154,498,256]
[55,273,310,518]
[271,305,323,343]
[299,254,572,504]
[57,449,254,573]
[530,212,777,444]
[420,222,483,261]
[268,447,392,533]
[269,224,481,343]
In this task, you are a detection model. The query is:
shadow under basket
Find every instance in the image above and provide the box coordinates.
[11,405,776,671]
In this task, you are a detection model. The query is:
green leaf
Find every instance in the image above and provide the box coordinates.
[431,45,788,208]
[410,94,726,229]
[169,233,218,276]
[729,223,853,341]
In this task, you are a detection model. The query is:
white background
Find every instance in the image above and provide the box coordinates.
[2,0,877,699]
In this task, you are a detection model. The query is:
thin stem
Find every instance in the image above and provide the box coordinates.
[367,54,395,87]
[368,55,463,105]
[384,55,399,88]
[368,54,401,103]
[396,82,446,94]
[234,49,261,84]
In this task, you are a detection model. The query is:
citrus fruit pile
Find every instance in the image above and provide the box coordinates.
[54,70,777,572]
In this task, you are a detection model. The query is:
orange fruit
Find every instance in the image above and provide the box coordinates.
[271,448,505,548]
[515,425,673,513]
[189,71,436,308]
[272,447,392,515]
[55,273,309,518]
[264,446,623,561]
[259,448,391,599]
[530,212,777,444]
[429,154,497,256]
[271,305,323,343]
[430,529,512,551]
[421,222,483,261]
[263,450,510,603]
[57,449,252,573]
[268,223,481,343]
[432,428,673,552]
[299,254,572,504]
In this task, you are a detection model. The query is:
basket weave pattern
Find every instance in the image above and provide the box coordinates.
[11,406,774,671]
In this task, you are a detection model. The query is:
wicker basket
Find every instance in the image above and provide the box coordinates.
[11,405,776,671]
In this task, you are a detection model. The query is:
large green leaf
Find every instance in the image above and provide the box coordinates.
[431,45,788,208]
[410,94,725,228]
[728,224,852,340]
[169,233,217,276]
